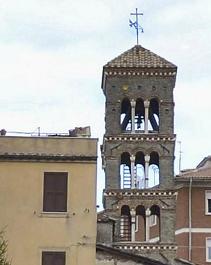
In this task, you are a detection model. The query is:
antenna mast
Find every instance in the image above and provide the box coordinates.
[178,141,182,173]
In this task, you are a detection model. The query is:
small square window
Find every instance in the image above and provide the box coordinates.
[43,172,68,212]
[205,191,211,215]
[42,251,65,265]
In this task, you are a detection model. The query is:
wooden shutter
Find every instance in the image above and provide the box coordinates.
[42,251,65,265]
[43,172,68,212]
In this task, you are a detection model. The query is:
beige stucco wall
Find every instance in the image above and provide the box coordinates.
[0,136,97,265]
[0,136,97,156]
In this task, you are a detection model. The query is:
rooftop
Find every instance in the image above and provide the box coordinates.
[0,130,98,161]
[104,45,177,69]
[176,156,211,179]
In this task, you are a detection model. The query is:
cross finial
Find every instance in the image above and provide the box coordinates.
[129,8,144,45]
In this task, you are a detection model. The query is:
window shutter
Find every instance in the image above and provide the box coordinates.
[42,252,53,265]
[54,252,66,265]
[42,252,65,265]
[43,172,68,212]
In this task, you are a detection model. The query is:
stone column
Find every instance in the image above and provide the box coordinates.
[144,100,150,133]
[130,154,136,189]
[131,99,136,133]
[145,208,151,242]
[144,154,150,188]
[130,208,136,242]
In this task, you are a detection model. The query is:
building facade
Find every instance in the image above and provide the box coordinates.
[97,45,193,265]
[0,134,97,265]
[175,156,211,265]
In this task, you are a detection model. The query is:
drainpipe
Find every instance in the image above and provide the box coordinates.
[188,177,192,261]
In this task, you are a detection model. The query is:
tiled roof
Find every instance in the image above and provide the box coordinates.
[176,156,211,179]
[196,155,211,168]
[177,167,211,178]
[96,244,166,265]
[97,210,116,223]
[104,45,176,69]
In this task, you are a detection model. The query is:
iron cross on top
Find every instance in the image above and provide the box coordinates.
[129,8,144,45]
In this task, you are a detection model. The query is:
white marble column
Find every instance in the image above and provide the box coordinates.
[145,208,151,242]
[144,154,150,188]
[131,99,136,133]
[130,154,136,189]
[130,208,136,242]
[144,100,150,133]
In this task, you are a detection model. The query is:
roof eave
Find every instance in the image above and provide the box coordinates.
[103,65,177,71]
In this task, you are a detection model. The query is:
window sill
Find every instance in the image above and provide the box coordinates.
[39,212,69,218]
[205,212,211,216]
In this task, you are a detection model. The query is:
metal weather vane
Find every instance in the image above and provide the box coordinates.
[129,8,144,45]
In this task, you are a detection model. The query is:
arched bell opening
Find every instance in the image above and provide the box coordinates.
[120,205,131,241]
[121,98,131,132]
[149,205,160,242]
[135,98,145,131]
[148,98,159,132]
[120,152,131,189]
[148,151,160,187]
[135,151,145,189]
[135,205,146,241]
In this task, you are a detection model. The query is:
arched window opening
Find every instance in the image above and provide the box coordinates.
[135,98,145,131]
[121,98,131,131]
[149,205,160,242]
[148,152,160,187]
[135,152,145,189]
[120,205,131,241]
[148,98,159,132]
[149,165,159,187]
[120,152,131,189]
[150,205,160,217]
[135,205,146,241]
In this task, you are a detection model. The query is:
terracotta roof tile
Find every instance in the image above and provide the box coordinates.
[104,45,176,69]
[176,156,211,179]
[97,210,116,223]
[177,167,211,178]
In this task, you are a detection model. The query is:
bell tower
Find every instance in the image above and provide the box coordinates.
[100,45,179,262]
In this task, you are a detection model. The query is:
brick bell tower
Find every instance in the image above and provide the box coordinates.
[100,45,179,262]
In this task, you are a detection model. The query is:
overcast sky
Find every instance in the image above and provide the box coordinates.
[1,0,211,208]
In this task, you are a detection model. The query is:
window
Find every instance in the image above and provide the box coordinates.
[149,215,157,226]
[206,238,211,262]
[42,251,65,265]
[205,191,211,215]
[43,172,68,212]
